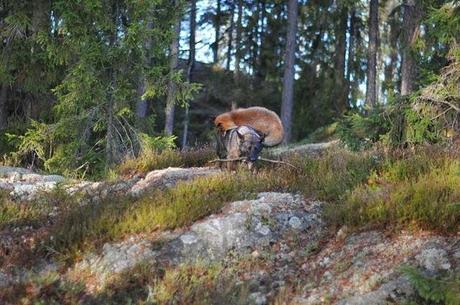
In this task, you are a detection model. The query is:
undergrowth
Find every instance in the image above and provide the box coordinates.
[116,146,215,177]
[17,145,456,264]
[403,266,460,305]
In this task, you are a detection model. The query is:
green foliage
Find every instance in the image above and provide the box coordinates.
[331,149,460,233]
[403,266,460,305]
[337,107,390,151]
[338,95,456,151]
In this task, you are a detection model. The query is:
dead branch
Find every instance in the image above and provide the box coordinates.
[208,157,247,163]
[257,157,299,169]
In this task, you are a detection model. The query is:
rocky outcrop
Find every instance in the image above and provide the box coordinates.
[293,231,459,305]
[270,140,339,157]
[0,166,220,201]
[75,193,325,289]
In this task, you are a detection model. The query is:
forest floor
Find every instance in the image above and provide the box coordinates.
[0,141,459,305]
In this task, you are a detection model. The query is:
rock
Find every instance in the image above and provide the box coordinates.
[77,238,157,283]
[0,166,219,201]
[74,192,324,288]
[336,276,414,305]
[415,248,451,272]
[249,292,268,305]
[128,167,220,196]
[0,166,33,177]
[270,141,339,157]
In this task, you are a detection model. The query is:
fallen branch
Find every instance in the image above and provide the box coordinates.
[257,157,299,169]
[208,157,247,163]
[208,157,298,169]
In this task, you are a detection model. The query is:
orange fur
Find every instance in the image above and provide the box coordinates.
[214,106,284,146]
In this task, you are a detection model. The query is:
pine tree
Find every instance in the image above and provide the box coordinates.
[281,0,298,144]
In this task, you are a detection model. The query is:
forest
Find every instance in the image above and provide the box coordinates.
[0,0,457,177]
[0,1,459,304]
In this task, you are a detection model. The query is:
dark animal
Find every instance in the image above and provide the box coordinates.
[215,125,265,170]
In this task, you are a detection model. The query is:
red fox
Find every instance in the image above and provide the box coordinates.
[214,106,284,146]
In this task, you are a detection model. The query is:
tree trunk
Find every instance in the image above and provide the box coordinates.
[346,9,356,104]
[256,0,267,78]
[234,0,243,80]
[365,0,379,108]
[384,15,399,96]
[333,5,348,114]
[213,0,221,64]
[401,0,422,95]
[106,2,118,166]
[182,0,197,148]
[280,0,298,144]
[164,11,181,136]
[226,2,235,71]
[0,84,8,130]
[136,19,154,122]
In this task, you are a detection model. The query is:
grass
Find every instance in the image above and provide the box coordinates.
[116,146,215,177]
[328,147,460,233]
[15,145,453,265]
[2,144,460,304]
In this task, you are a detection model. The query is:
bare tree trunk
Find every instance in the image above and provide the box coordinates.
[256,0,267,78]
[280,0,298,144]
[106,2,118,166]
[334,5,348,114]
[346,9,356,104]
[0,84,8,130]
[213,0,221,64]
[234,0,243,80]
[164,11,181,136]
[136,19,154,122]
[182,0,197,148]
[226,2,235,71]
[384,15,399,96]
[366,0,379,108]
[401,0,422,95]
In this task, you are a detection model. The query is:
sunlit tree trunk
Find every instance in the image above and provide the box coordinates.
[280,0,298,144]
[366,0,379,108]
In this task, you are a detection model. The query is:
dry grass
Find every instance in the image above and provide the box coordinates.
[116,146,215,177]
